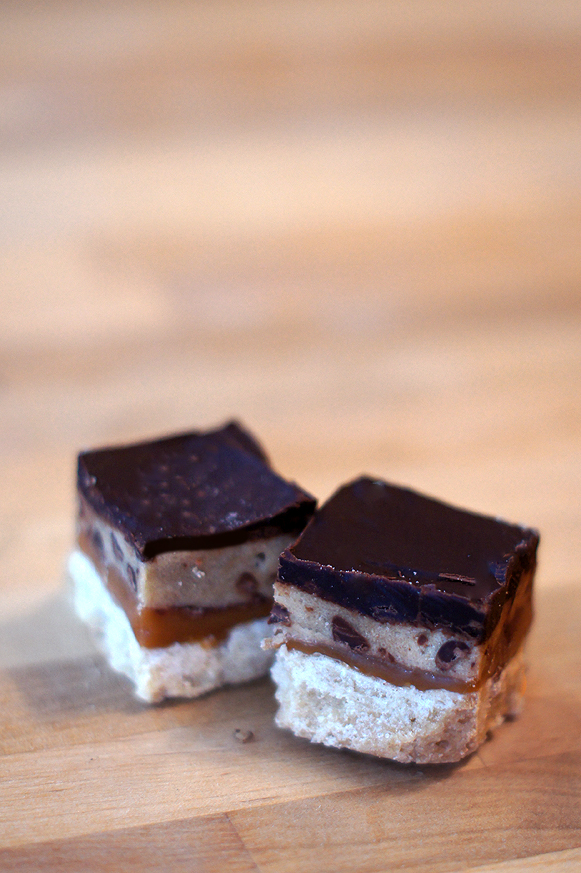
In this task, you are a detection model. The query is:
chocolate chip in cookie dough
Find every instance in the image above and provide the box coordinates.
[331,616,370,652]
[435,640,470,671]
[268,603,292,626]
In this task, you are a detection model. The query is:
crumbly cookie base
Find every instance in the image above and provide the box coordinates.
[68,550,273,703]
[270,644,526,764]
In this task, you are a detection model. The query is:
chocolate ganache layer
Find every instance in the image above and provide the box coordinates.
[78,421,316,559]
[278,477,539,641]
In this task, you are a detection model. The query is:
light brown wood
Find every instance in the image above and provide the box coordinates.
[1,1,580,870]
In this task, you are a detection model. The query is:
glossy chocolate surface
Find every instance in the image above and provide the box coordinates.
[78,421,316,559]
[279,477,538,640]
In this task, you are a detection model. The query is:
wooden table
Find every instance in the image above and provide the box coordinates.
[1,2,580,870]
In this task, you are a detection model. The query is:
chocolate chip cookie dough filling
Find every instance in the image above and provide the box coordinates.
[267,477,538,764]
[68,421,315,702]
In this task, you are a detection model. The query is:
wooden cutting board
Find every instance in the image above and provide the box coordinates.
[1,2,581,870]
[0,582,579,872]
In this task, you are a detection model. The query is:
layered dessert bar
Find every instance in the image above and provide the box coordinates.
[69,422,315,702]
[267,477,538,763]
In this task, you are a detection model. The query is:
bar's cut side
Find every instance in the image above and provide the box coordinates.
[69,421,315,702]
[267,477,538,763]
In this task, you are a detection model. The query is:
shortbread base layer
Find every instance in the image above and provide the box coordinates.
[68,550,273,703]
[270,644,526,764]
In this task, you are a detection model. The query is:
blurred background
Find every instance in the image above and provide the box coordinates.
[1,1,581,638]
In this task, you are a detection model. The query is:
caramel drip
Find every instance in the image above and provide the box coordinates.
[477,568,533,683]
[78,531,272,649]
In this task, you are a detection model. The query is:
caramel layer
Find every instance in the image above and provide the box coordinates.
[78,533,272,649]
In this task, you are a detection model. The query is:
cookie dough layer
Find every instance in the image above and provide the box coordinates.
[78,498,290,648]
[271,644,526,764]
[268,583,486,690]
[69,550,273,703]
[78,496,287,610]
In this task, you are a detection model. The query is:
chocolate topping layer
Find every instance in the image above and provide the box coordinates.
[279,477,538,641]
[78,421,316,559]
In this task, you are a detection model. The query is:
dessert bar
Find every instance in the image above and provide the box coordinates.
[267,477,538,763]
[69,421,315,702]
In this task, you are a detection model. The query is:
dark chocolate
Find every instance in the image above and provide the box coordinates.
[78,421,316,559]
[435,640,470,671]
[331,616,370,652]
[267,603,292,626]
[235,572,259,597]
[278,477,538,641]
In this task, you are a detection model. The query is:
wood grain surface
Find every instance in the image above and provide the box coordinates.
[1,2,580,870]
